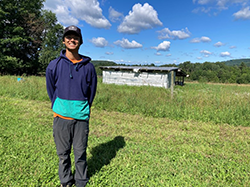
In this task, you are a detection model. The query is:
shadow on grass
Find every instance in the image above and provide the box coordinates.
[88,136,126,178]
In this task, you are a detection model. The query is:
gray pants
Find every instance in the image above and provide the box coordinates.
[53,117,89,187]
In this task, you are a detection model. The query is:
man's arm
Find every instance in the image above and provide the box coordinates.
[46,66,56,103]
[88,65,97,108]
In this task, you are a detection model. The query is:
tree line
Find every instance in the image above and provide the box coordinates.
[177,61,250,84]
[93,60,250,84]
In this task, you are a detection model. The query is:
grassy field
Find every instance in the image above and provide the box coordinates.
[0,76,250,186]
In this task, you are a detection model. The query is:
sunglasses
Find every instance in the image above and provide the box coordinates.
[65,35,80,40]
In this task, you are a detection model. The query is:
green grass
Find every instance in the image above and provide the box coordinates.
[0,76,250,186]
[0,76,48,101]
[94,80,250,126]
[1,76,250,126]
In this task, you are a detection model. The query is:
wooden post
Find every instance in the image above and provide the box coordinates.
[171,71,174,99]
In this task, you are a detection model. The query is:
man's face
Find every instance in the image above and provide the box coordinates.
[63,34,81,51]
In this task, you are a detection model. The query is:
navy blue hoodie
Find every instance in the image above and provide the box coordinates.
[46,50,97,121]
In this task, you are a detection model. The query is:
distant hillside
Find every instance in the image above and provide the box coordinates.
[220,58,250,67]
[92,60,118,76]
[92,60,117,67]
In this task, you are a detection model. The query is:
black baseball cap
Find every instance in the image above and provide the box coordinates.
[63,25,83,44]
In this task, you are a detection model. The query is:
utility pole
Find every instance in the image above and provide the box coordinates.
[171,71,174,99]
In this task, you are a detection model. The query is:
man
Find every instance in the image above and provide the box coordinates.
[46,25,97,187]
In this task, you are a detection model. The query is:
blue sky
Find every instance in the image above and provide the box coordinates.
[44,0,250,65]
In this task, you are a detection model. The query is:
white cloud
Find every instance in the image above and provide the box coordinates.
[105,52,114,55]
[152,41,171,52]
[90,37,108,47]
[220,51,231,57]
[230,45,237,49]
[109,7,123,22]
[190,36,211,43]
[194,0,248,7]
[217,0,248,9]
[158,28,191,40]
[155,52,162,56]
[43,0,111,29]
[192,7,212,14]
[233,6,250,20]
[44,3,79,26]
[214,41,225,47]
[200,50,212,54]
[200,36,211,42]
[200,50,212,57]
[194,0,211,5]
[117,3,163,34]
[193,0,249,14]
[114,38,143,49]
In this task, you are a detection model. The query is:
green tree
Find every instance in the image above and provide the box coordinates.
[0,0,64,75]
[239,62,248,74]
[0,0,45,75]
[237,73,250,84]
[179,61,193,74]
[38,10,64,73]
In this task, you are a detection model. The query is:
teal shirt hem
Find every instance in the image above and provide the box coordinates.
[53,97,90,120]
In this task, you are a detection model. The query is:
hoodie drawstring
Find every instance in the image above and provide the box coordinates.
[69,63,73,79]
[69,63,81,79]
[75,63,79,71]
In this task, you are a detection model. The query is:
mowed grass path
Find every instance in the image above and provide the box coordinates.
[0,96,249,186]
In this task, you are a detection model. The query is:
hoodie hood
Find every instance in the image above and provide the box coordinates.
[60,49,91,64]
[60,50,92,78]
